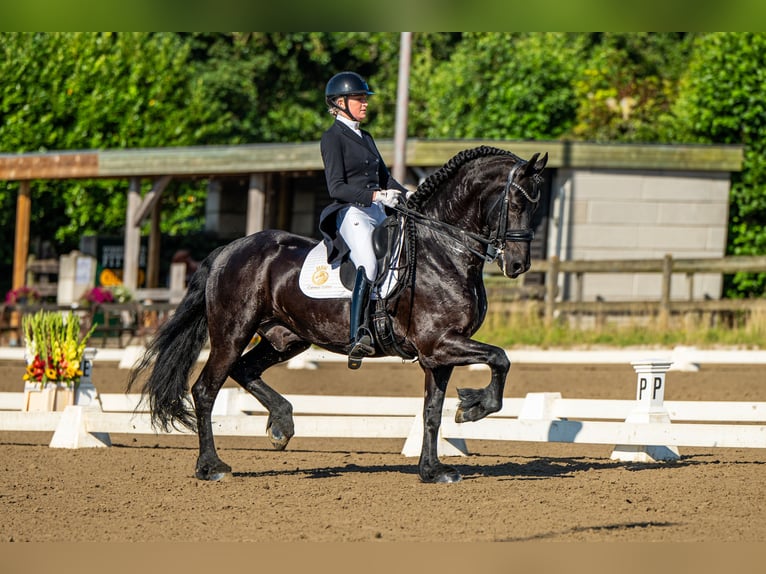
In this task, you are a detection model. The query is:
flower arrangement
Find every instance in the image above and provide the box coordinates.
[22,310,95,388]
[79,286,115,306]
[79,285,134,306]
[109,285,133,303]
[4,286,42,306]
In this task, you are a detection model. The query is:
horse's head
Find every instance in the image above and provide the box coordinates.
[487,152,548,278]
[407,146,548,278]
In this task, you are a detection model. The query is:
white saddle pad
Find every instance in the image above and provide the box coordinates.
[298,242,402,300]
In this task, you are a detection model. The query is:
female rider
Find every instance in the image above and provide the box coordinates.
[318,71,409,369]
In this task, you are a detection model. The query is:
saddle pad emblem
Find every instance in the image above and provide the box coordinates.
[311,265,330,286]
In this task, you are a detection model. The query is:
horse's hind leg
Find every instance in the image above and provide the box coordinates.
[229,331,310,451]
[191,347,242,480]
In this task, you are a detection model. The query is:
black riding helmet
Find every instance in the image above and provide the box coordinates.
[325,71,374,121]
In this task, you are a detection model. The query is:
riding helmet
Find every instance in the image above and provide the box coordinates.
[325,71,374,106]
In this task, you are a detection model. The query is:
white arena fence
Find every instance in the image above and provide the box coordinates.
[0,348,765,462]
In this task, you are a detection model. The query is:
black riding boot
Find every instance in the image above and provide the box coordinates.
[348,266,375,370]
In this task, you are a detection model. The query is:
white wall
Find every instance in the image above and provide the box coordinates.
[549,168,731,301]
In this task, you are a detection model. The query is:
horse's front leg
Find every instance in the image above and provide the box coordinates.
[454,342,510,423]
[419,365,462,483]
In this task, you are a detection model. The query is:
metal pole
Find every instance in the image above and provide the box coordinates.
[393,32,412,184]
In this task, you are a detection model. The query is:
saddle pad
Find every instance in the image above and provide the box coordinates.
[298,243,400,300]
[298,243,352,299]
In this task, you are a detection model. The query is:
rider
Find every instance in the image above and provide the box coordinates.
[318,71,409,369]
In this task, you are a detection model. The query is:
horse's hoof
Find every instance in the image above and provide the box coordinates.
[195,461,232,481]
[455,405,483,423]
[420,465,462,484]
[266,415,293,451]
[455,387,499,422]
[434,471,462,484]
[267,426,291,451]
[197,471,228,481]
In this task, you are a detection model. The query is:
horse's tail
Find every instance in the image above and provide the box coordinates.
[126,246,225,432]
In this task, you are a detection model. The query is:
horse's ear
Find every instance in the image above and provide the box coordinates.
[534,152,548,171]
[522,153,540,178]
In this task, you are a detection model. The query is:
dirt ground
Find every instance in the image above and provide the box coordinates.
[1,356,765,544]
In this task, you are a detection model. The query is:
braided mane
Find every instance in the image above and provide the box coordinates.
[407,145,524,210]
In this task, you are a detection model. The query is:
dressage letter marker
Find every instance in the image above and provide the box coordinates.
[611,359,678,462]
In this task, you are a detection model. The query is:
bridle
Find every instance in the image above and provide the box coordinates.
[393,162,541,263]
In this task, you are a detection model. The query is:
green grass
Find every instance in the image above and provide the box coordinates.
[476,304,766,349]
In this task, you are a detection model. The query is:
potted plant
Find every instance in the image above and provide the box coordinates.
[22,309,95,411]
[4,285,42,307]
[79,286,115,307]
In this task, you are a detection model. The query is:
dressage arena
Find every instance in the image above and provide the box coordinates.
[1,350,766,544]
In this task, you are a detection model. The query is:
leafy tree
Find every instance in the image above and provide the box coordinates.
[671,32,766,296]
[183,32,410,143]
[413,33,585,140]
[571,33,696,142]
[0,32,226,286]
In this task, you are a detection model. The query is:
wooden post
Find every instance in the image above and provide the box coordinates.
[147,200,161,288]
[246,174,266,236]
[544,255,559,328]
[123,178,142,292]
[659,253,673,330]
[12,181,31,291]
[574,271,584,328]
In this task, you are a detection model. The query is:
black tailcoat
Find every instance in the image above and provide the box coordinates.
[318,120,407,265]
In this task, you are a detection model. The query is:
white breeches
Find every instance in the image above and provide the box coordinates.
[338,203,387,282]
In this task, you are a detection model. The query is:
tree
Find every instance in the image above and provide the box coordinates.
[671,33,766,296]
[0,32,227,281]
[571,33,696,142]
[412,33,585,140]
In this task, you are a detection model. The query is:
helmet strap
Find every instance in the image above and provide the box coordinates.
[330,95,359,122]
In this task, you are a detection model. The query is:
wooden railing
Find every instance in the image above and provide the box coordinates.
[0,301,178,348]
[486,254,766,328]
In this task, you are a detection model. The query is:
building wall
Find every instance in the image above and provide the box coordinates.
[548,168,731,301]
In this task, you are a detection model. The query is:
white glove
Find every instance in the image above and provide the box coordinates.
[405,190,415,200]
[375,189,401,208]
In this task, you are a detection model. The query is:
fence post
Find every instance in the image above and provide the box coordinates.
[659,253,673,329]
[544,255,560,328]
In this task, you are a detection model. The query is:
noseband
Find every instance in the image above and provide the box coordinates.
[395,161,540,263]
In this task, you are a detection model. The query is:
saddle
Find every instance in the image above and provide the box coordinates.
[338,215,401,290]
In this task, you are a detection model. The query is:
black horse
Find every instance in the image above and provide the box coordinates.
[127,145,548,483]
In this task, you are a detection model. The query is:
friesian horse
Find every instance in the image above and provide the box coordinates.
[127,145,548,483]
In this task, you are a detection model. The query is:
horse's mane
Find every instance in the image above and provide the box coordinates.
[407,145,524,210]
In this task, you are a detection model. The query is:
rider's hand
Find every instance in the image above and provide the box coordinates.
[405,190,415,200]
[375,189,401,208]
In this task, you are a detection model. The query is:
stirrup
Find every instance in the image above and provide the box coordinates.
[348,330,374,369]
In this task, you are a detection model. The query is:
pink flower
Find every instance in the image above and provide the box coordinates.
[82,287,115,304]
[4,286,41,305]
